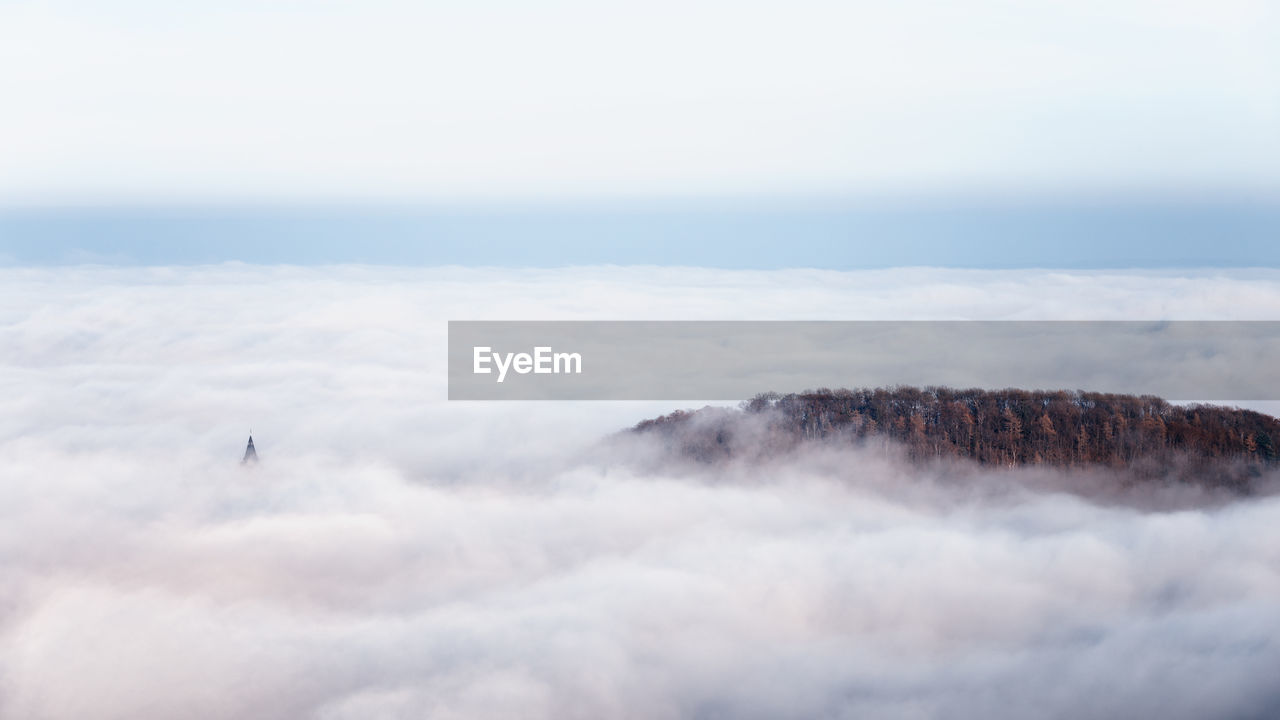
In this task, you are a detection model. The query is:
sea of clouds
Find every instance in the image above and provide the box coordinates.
[1,265,1279,719]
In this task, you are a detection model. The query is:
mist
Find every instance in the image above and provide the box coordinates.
[2,265,1279,719]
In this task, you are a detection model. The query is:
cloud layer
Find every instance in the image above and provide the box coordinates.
[2,265,1279,719]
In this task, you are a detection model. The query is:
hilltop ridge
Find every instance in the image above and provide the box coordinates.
[631,387,1280,490]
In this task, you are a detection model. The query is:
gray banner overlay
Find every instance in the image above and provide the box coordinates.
[448,321,1280,401]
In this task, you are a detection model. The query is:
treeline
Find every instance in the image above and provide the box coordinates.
[632,387,1280,487]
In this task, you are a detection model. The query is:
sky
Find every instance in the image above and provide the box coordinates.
[1,0,1277,204]
[2,201,1278,267]
[3,0,1276,269]
[3,265,1279,720]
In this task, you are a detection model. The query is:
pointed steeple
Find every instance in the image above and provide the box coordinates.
[242,433,258,464]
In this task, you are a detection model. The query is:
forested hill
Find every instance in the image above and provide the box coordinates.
[631,387,1280,488]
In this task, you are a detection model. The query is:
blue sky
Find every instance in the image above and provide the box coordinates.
[2,200,1278,268]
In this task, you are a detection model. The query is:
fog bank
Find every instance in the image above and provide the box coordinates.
[2,266,1279,719]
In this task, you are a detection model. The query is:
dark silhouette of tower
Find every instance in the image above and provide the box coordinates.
[242,434,258,464]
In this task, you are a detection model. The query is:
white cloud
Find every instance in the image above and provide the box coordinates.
[1,265,1279,719]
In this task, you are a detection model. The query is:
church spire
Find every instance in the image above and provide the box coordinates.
[242,432,258,464]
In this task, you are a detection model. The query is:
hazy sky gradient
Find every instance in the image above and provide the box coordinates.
[2,0,1277,202]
